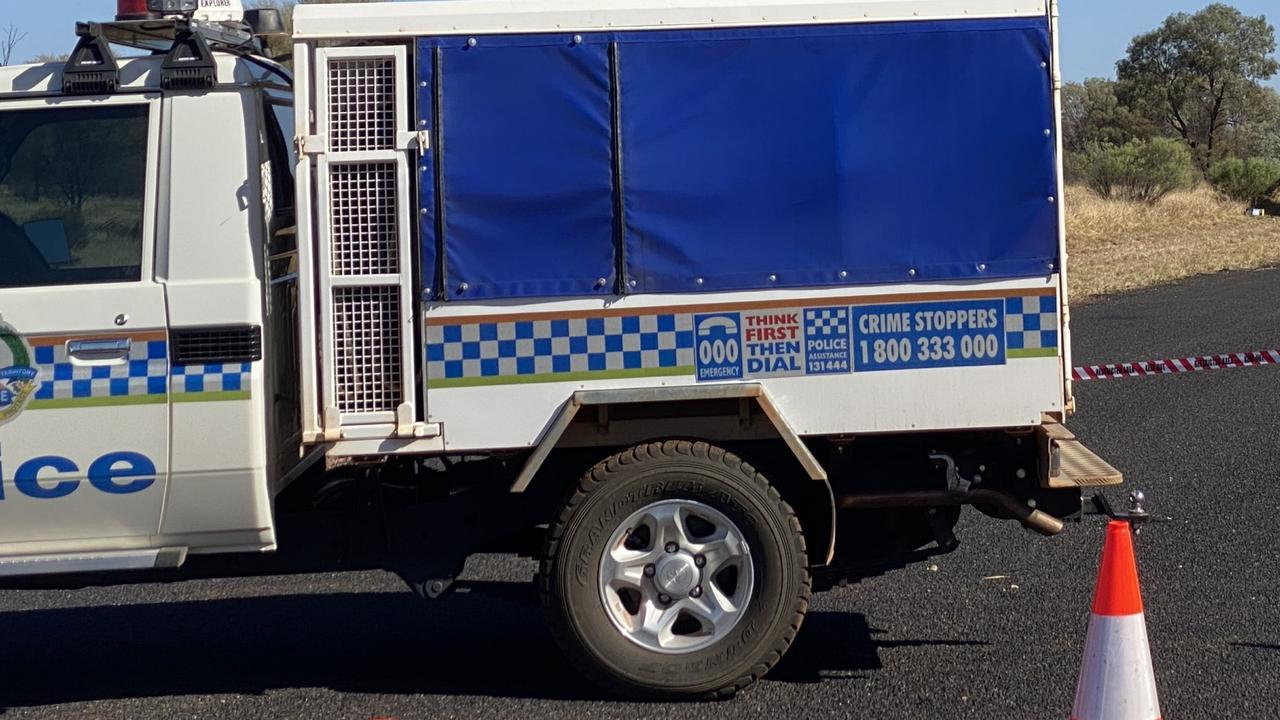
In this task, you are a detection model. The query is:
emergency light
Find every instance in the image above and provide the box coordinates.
[116,0,200,21]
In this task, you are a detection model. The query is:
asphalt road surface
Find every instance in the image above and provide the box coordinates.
[2,268,1277,719]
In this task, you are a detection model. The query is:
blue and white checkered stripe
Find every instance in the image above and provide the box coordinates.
[30,339,251,401]
[32,340,168,401]
[805,307,850,337]
[426,314,696,381]
[170,363,253,394]
[1005,295,1058,351]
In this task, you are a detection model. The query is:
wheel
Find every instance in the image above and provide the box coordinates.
[539,440,811,699]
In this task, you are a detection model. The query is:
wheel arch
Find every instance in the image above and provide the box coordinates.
[511,384,837,565]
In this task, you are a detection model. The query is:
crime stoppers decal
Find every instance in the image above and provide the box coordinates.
[695,299,1015,380]
[851,299,1004,372]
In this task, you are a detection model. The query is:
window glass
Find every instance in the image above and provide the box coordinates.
[265,102,295,214]
[0,104,149,288]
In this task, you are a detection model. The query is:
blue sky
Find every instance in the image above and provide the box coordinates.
[4,0,1279,89]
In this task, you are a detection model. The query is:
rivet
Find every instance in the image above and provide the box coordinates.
[1048,262,1056,271]
[1040,61,1047,68]
[696,277,704,286]
[977,263,986,272]
[1043,128,1052,136]
[629,280,637,288]
[768,274,777,283]
[908,268,917,278]
[839,270,848,279]
[572,34,583,44]
[458,282,469,292]
[420,208,428,216]
[419,119,428,127]
[420,81,428,88]
[467,37,477,47]
[596,277,606,287]
[1048,196,1056,203]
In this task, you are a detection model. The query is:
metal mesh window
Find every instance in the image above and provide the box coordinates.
[330,162,398,275]
[327,57,396,152]
[333,286,402,414]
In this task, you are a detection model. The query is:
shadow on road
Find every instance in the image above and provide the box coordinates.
[0,582,985,709]
[770,611,989,683]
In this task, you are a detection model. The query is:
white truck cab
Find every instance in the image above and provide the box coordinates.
[0,0,1123,699]
[0,24,294,567]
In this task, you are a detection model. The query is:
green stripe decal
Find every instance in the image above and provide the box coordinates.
[430,366,695,389]
[173,390,251,403]
[29,395,168,410]
[1007,347,1059,359]
[28,391,250,410]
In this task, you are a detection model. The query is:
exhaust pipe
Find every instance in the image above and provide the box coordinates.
[836,489,1065,536]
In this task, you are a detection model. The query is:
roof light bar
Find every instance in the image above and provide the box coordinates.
[117,0,201,21]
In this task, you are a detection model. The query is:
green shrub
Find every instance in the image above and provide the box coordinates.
[1079,138,1195,204]
[1208,157,1280,205]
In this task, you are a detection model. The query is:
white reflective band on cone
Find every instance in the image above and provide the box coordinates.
[1071,612,1162,720]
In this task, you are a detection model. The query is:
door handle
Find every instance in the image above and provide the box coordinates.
[67,338,132,365]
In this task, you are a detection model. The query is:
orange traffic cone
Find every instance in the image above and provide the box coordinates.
[1070,520,1161,720]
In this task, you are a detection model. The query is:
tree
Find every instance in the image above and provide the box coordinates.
[1117,4,1279,172]
[1208,157,1280,205]
[1061,78,1157,154]
[1226,87,1280,161]
[1,25,27,65]
[1078,138,1195,205]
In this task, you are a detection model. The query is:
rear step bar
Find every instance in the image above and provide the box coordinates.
[0,547,187,577]
[1039,416,1124,488]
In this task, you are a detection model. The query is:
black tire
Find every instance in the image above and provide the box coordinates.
[539,440,811,699]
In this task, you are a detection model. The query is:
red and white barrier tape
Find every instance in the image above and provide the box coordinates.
[1073,350,1280,382]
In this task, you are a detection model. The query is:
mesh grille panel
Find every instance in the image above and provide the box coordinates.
[172,325,262,365]
[330,162,399,275]
[333,286,402,414]
[327,57,396,152]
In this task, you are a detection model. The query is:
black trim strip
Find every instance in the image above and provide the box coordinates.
[171,325,263,366]
[433,46,449,301]
[609,42,628,295]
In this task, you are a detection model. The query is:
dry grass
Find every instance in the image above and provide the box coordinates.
[1065,184,1280,300]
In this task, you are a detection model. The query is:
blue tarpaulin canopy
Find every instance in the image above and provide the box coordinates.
[417,17,1059,300]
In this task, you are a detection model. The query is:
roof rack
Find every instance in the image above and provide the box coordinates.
[61,15,283,96]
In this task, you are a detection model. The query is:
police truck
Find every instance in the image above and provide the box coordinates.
[0,0,1120,698]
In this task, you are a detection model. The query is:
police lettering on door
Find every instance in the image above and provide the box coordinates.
[0,447,157,500]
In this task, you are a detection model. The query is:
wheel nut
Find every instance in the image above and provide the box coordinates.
[694,554,706,567]
[643,564,655,577]
[690,585,703,599]
[658,593,672,604]
[664,542,679,554]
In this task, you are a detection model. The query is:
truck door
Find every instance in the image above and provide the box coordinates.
[0,96,168,550]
